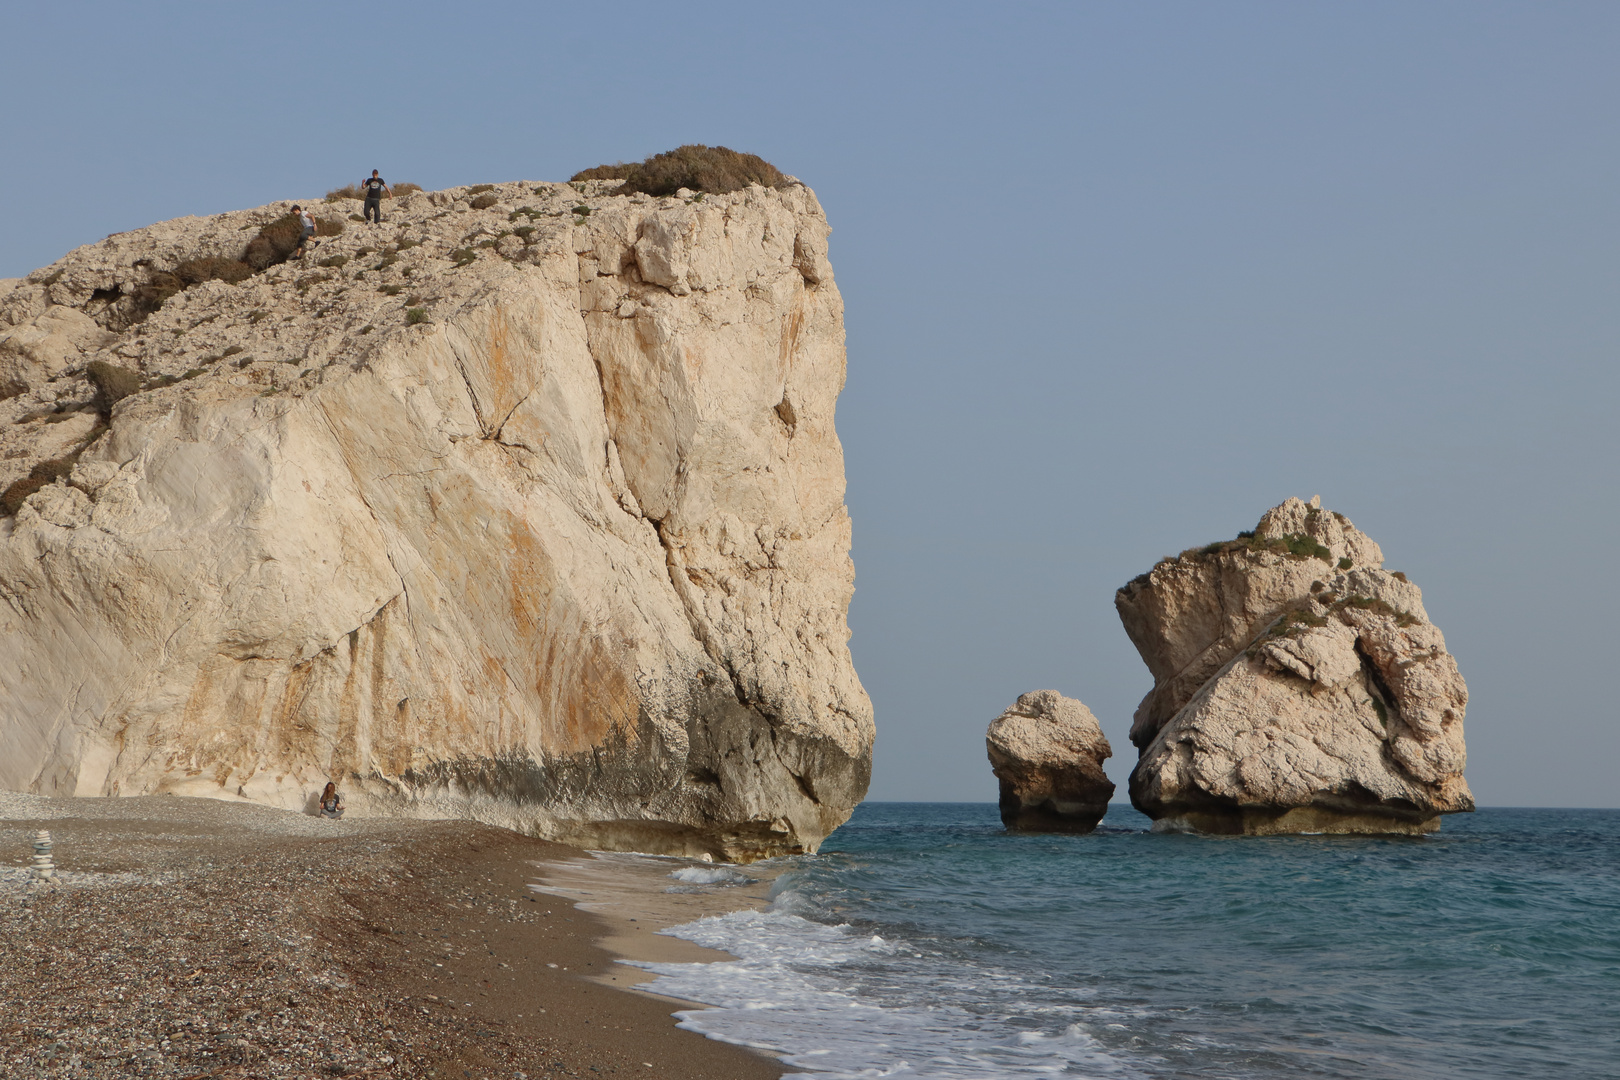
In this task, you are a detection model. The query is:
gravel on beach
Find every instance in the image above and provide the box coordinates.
[0,792,781,1080]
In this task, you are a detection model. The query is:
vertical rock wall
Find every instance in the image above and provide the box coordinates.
[0,180,873,860]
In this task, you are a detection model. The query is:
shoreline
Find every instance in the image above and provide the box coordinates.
[530,851,779,1000]
[0,791,784,1080]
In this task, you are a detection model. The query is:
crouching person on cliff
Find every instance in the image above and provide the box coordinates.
[319,782,344,819]
[293,206,316,258]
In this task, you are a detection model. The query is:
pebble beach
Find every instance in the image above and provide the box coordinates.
[0,792,781,1080]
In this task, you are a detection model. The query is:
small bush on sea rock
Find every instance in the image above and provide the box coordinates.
[572,144,786,196]
[469,193,499,209]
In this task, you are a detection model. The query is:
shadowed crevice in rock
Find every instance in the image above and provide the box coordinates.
[1353,636,1400,730]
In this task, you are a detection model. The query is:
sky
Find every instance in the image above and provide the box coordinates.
[3,2,1616,807]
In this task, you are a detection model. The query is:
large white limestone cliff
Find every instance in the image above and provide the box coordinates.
[0,178,873,860]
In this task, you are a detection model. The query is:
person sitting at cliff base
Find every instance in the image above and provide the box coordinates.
[319,782,344,819]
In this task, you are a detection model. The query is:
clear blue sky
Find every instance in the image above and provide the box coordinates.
[4,2,1616,806]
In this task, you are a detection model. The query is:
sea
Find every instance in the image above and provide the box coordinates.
[631,803,1620,1080]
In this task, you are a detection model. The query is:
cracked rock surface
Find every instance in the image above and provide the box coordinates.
[0,178,871,861]
[1117,497,1472,835]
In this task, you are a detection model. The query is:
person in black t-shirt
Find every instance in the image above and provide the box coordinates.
[362,170,392,224]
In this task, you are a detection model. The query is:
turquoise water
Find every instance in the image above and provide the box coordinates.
[638,803,1620,1079]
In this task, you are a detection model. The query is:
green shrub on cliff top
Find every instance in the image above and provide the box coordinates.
[1279,533,1332,561]
[571,144,786,197]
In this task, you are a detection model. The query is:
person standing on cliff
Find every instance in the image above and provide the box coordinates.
[362,170,392,224]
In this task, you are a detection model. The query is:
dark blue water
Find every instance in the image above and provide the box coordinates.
[640,803,1620,1079]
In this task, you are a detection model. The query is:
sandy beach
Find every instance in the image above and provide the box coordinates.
[0,792,783,1080]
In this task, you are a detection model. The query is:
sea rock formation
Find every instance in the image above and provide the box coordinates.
[985,690,1114,832]
[1117,497,1471,834]
[0,177,872,861]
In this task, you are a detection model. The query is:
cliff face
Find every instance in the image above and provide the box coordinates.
[0,179,872,860]
[1117,498,1471,834]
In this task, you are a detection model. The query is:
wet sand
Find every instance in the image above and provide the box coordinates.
[531,852,778,997]
[0,791,783,1080]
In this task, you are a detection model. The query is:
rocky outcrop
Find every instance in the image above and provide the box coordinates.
[985,690,1114,832]
[1117,497,1471,834]
[0,178,872,861]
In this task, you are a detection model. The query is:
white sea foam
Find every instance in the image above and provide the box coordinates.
[631,886,1145,1079]
[667,865,754,886]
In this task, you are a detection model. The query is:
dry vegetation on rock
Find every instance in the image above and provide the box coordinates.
[327,182,422,202]
[572,144,786,196]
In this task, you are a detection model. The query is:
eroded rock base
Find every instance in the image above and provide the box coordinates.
[1147,805,1440,836]
[997,796,1108,834]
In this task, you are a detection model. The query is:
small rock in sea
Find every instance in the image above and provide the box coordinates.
[986,690,1114,833]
